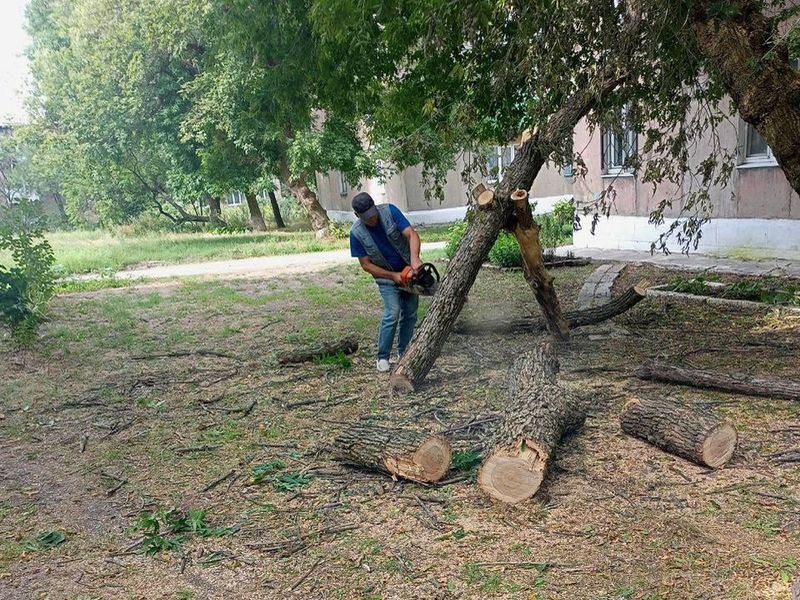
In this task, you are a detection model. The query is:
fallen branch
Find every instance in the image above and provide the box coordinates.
[131,350,239,360]
[457,280,649,335]
[635,361,800,402]
[279,336,359,365]
[201,469,237,493]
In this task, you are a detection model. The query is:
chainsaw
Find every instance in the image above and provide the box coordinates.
[398,263,440,296]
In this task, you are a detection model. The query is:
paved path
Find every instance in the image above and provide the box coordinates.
[105,241,448,280]
[576,263,626,309]
[83,241,799,282]
[563,246,800,277]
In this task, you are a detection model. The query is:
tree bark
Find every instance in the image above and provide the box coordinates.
[245,192,267,232]
[268,190,286,228]
[636,361,800,402]
[207,196,226,227]
[620,397,738,468]
[389,70,625,392]
[279,157,329,238]
[457,280,649,335]
[510,189,569,339]
[333,423,451,483]
[691,0,800,195]
[477,342,586,504]
[279,336,359,365]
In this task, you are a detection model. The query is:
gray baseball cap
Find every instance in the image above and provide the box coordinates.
[352,192,378,222]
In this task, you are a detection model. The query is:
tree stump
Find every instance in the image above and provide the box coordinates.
[333,423,451,483]
[477,342,586,503]
[619,397,737,468]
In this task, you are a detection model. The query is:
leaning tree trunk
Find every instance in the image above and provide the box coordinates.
[620,397,738,468]
[268,190,286,229]
[245,192,267,232]
[207,196,226,227]
[692,0,800,195]
[280,157,329,238]
[477,342,586,503]
[389,70,626,392]
[333,423,451,483]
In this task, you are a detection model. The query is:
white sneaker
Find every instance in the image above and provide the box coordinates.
[376,359,391,372]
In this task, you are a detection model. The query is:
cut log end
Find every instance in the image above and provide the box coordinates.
[701,423,738,468]
[478,439,546,504]
[386,435,451,483]
[620,397,738,469]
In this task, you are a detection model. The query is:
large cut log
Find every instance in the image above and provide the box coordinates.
[279,336,359,365]
[510,189,569,339]
[389,70,626,392]
[333,423,451,483]
[620,397,737,468]
[457,280,649,335]
[635,361,800,402]
[477,343,586,503]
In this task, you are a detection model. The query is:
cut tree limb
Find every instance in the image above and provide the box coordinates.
[279,336,359,365]
[389,69,626,392]
[457,280,649,335]
[333,423,451,483]
[635,361,800,402]
[478,342,586,503]
[620,397,737,468]
[471,183,495,209]
[509,189,569,340]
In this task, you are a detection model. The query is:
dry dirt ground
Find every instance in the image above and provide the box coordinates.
[0,261,798,600]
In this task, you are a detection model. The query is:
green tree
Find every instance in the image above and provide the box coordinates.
[182,0,377,238]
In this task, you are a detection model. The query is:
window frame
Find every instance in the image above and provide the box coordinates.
[338,172,349,196]
[226,191,244,206]
[601,118,637,176]
[486,144,516,185]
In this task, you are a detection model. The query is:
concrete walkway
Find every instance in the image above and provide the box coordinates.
[563,246,800,278]
[106,241,448,280]
[83,241,799,282]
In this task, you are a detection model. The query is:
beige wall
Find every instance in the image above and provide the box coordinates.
[316,151,572,216]
[572,113,798,221]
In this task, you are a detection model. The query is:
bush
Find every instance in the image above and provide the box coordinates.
[445,220,468,258]
[0,200,56,343]
[328,220,350,240]
[488,232,523,267]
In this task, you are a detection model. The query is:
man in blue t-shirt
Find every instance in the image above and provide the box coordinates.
[349,192,424,372]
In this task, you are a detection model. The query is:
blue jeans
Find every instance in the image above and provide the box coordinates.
[376,279,419,360]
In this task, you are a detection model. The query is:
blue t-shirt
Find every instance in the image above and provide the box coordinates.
[350,204,411,272]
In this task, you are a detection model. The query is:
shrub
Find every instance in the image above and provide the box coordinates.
[488,232,523,267]
[0,200,56,343]
[445,219,468,258]
[327,220,350,240]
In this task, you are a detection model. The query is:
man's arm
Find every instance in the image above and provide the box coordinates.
[402,226,423,271]
[358,257,403,284]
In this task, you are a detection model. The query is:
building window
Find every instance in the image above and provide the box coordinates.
[487,145,516,184]
[601,125,637,175]
[744,124,774,163]
[226,191,244,206]
[338,172,349,196]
